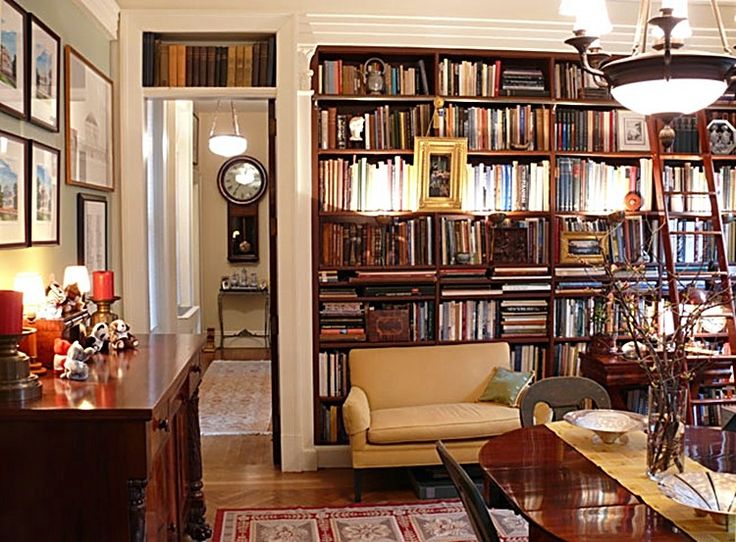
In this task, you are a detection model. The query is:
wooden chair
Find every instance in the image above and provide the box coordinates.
[520,376,612,427]
[435,441,500,542]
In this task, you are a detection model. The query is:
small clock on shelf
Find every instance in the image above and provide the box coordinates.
[217,155,268,205]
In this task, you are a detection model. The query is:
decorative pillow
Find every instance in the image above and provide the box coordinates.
[479,367,535,407]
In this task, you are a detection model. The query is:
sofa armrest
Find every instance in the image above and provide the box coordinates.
[343,386,371,436]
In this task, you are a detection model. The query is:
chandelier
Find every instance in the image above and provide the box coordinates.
[564,0,736,144]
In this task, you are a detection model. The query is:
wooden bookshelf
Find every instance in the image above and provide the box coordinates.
[310,45,736,444]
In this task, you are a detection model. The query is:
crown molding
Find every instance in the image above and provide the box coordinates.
[72,0,120,39]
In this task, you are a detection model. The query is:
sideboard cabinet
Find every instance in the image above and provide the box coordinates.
[0,334,212,542]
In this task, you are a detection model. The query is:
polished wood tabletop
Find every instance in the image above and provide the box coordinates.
[479,425,736,541]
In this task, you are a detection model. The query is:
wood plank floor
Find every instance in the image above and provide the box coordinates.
[202,434,419,523]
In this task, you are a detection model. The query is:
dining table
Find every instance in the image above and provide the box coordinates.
[479,423,736,541]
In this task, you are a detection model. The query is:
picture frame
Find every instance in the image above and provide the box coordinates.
[65,45,114,191]
[29,140,59,245]
[0,130,27,248]
[560,231,606,264]
[414,137,467,210]
[0,0,26,119]
[77,192,107,271]
[28,14,59,131]
[617,111,650,151]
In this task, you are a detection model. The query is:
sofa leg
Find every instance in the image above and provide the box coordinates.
[353,469,362,503]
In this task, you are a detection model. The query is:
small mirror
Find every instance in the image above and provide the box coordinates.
[217,156,268,206]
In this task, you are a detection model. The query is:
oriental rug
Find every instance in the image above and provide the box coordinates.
[200,359,271,435]
[213,501,528,542]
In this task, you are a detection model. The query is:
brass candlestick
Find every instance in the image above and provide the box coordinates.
[90,296,120,326]
[0,330,43,402]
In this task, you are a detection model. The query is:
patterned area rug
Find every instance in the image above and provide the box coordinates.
[200,360,272,435]
[213,502,528,542]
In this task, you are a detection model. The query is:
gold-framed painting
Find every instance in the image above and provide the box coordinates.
[560,231,607,264]
[414,137,466,210]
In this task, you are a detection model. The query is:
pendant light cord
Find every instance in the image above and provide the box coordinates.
[230,100,241,136]
[209,100,242,137]
[209,99,221,138]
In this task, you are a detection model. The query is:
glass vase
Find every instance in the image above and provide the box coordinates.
[646,383,688,480]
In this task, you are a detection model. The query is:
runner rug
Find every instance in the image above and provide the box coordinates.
[200,359,271,435]
[213,501,528,542]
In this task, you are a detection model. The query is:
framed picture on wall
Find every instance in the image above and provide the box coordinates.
[0,0,27,119]
[65,45,114,191]
[28,14,60,131]
[0,130,28,248]
[77,192,107,270]
[29,140,59,245]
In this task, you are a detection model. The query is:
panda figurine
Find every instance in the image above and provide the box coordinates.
[85,322,110,353]
[109,319,139,351]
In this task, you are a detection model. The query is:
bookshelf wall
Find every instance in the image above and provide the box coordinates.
[311,46,736,444]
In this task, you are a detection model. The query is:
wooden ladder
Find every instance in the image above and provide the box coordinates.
[650,111,736,424]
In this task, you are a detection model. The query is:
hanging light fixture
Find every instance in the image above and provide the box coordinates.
[208,100,248,157]
[564,0,736,144]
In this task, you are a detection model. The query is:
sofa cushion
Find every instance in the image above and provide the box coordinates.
[479,367,534,406]
[367,402,520,444]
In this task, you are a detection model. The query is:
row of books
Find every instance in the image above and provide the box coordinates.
[553,61,609,100]
[438,58,502,97]
[319,157,416,212]
[438,300,497,341]
[556,158,653,212]
[691,387,735,426]
[670,116,700,154]
[663,163,710,212]
[668,219,717,263]
[319,302,365,342]
[141,34,276,87]
[317,351,348,398]
[559,216,655,264]
[716,165,736,211]
[510,345,545,375]
[500,299,548,337]
[437,105,550,151]
[554,297,606,338]
[318,59,430,95]
[463,160,550,212]
[440,217,548,265]
[554,343,587,377]
[318,105,432,151]
[556,109,626,153]
[318,405,347,443]
[320,218,433,267]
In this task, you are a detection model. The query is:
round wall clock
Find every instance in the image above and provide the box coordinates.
[217,155,268,205]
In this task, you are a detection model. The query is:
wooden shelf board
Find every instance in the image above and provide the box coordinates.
[317,149,414,155]
[555,150,653,159]
[314,94,434,103]
[142,86,277,99]
[319,340,436,349]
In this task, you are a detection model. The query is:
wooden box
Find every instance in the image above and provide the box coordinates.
[367,308,409,342]
[30,311,87,368]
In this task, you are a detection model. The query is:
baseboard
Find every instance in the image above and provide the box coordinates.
[217,347,271,360]
[316,445,351,468]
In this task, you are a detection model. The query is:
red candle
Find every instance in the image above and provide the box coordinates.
[0,290,23,335]
[92,271,115,300]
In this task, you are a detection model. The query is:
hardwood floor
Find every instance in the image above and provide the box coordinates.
[202,434,418,523]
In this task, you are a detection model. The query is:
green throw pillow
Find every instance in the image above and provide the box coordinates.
[479,367,534,407]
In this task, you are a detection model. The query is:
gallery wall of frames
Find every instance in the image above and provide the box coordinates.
[0,0,114,269]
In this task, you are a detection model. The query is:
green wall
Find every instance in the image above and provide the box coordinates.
[0,0,116,293]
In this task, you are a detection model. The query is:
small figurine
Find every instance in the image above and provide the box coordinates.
[109,319,139,351]
[53,338,72,373]
[46,281,66,307]
[59,341,94,381]
[85,322,110,353]
[62,283,85,314]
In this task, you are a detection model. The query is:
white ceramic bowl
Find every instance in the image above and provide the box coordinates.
[658,472,736,524]
[564,409,645,444]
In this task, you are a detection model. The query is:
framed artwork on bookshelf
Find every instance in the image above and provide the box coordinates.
[0,0,26,119]
[29,141,59,245]
[77,193,107,270]
[415,137,466,210]
[0,131,27,248]
[617,111,650,151]
[560,232,606,264]
[28,14,59,131]
[65,46,114,191]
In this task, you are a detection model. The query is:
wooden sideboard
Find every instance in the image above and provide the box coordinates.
[0,334,212,542]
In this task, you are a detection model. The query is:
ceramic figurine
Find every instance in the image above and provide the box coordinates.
[109,319,139,351]
[85,322,110,353]
[53,339,72,373]
[60,341,94,381]
[62,283,84,314]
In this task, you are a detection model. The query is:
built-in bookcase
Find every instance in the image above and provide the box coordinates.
[311,46,736,443]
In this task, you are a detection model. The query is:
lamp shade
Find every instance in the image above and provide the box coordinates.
[63,266,91,294]
[13,272,46,315]
[572,0,612,36]
[208,134,248,157]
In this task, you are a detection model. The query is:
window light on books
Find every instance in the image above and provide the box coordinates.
[562,0,736,148]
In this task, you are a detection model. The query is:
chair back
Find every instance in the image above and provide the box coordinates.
[435,441,500,542]
[520,376,611,427]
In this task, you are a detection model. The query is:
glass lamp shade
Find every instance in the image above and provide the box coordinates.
[13,272,46,315]
[611,79,727,115]
[63,265,91,295]
[572,0,612,36]
[208,134,248,157]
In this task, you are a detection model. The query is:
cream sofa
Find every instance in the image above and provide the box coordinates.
[342,342,520,501]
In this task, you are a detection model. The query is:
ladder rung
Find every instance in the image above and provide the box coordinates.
[666,212,715,218]
[664,191,717,195]
[674,271,730,277]
[669,230,720,235]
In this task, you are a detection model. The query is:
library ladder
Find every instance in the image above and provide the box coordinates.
[651,110,736,423]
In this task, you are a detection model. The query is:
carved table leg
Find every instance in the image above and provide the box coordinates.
[127,478,148,542]
[185,387,212,541]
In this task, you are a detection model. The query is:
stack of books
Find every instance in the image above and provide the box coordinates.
[499,299,548,337]
[500,67,546,96]
[319,302,365,342]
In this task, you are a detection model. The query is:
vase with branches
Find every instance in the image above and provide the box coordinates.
[591,211,732,479]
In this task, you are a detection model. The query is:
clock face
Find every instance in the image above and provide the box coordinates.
[217,156,267,205]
